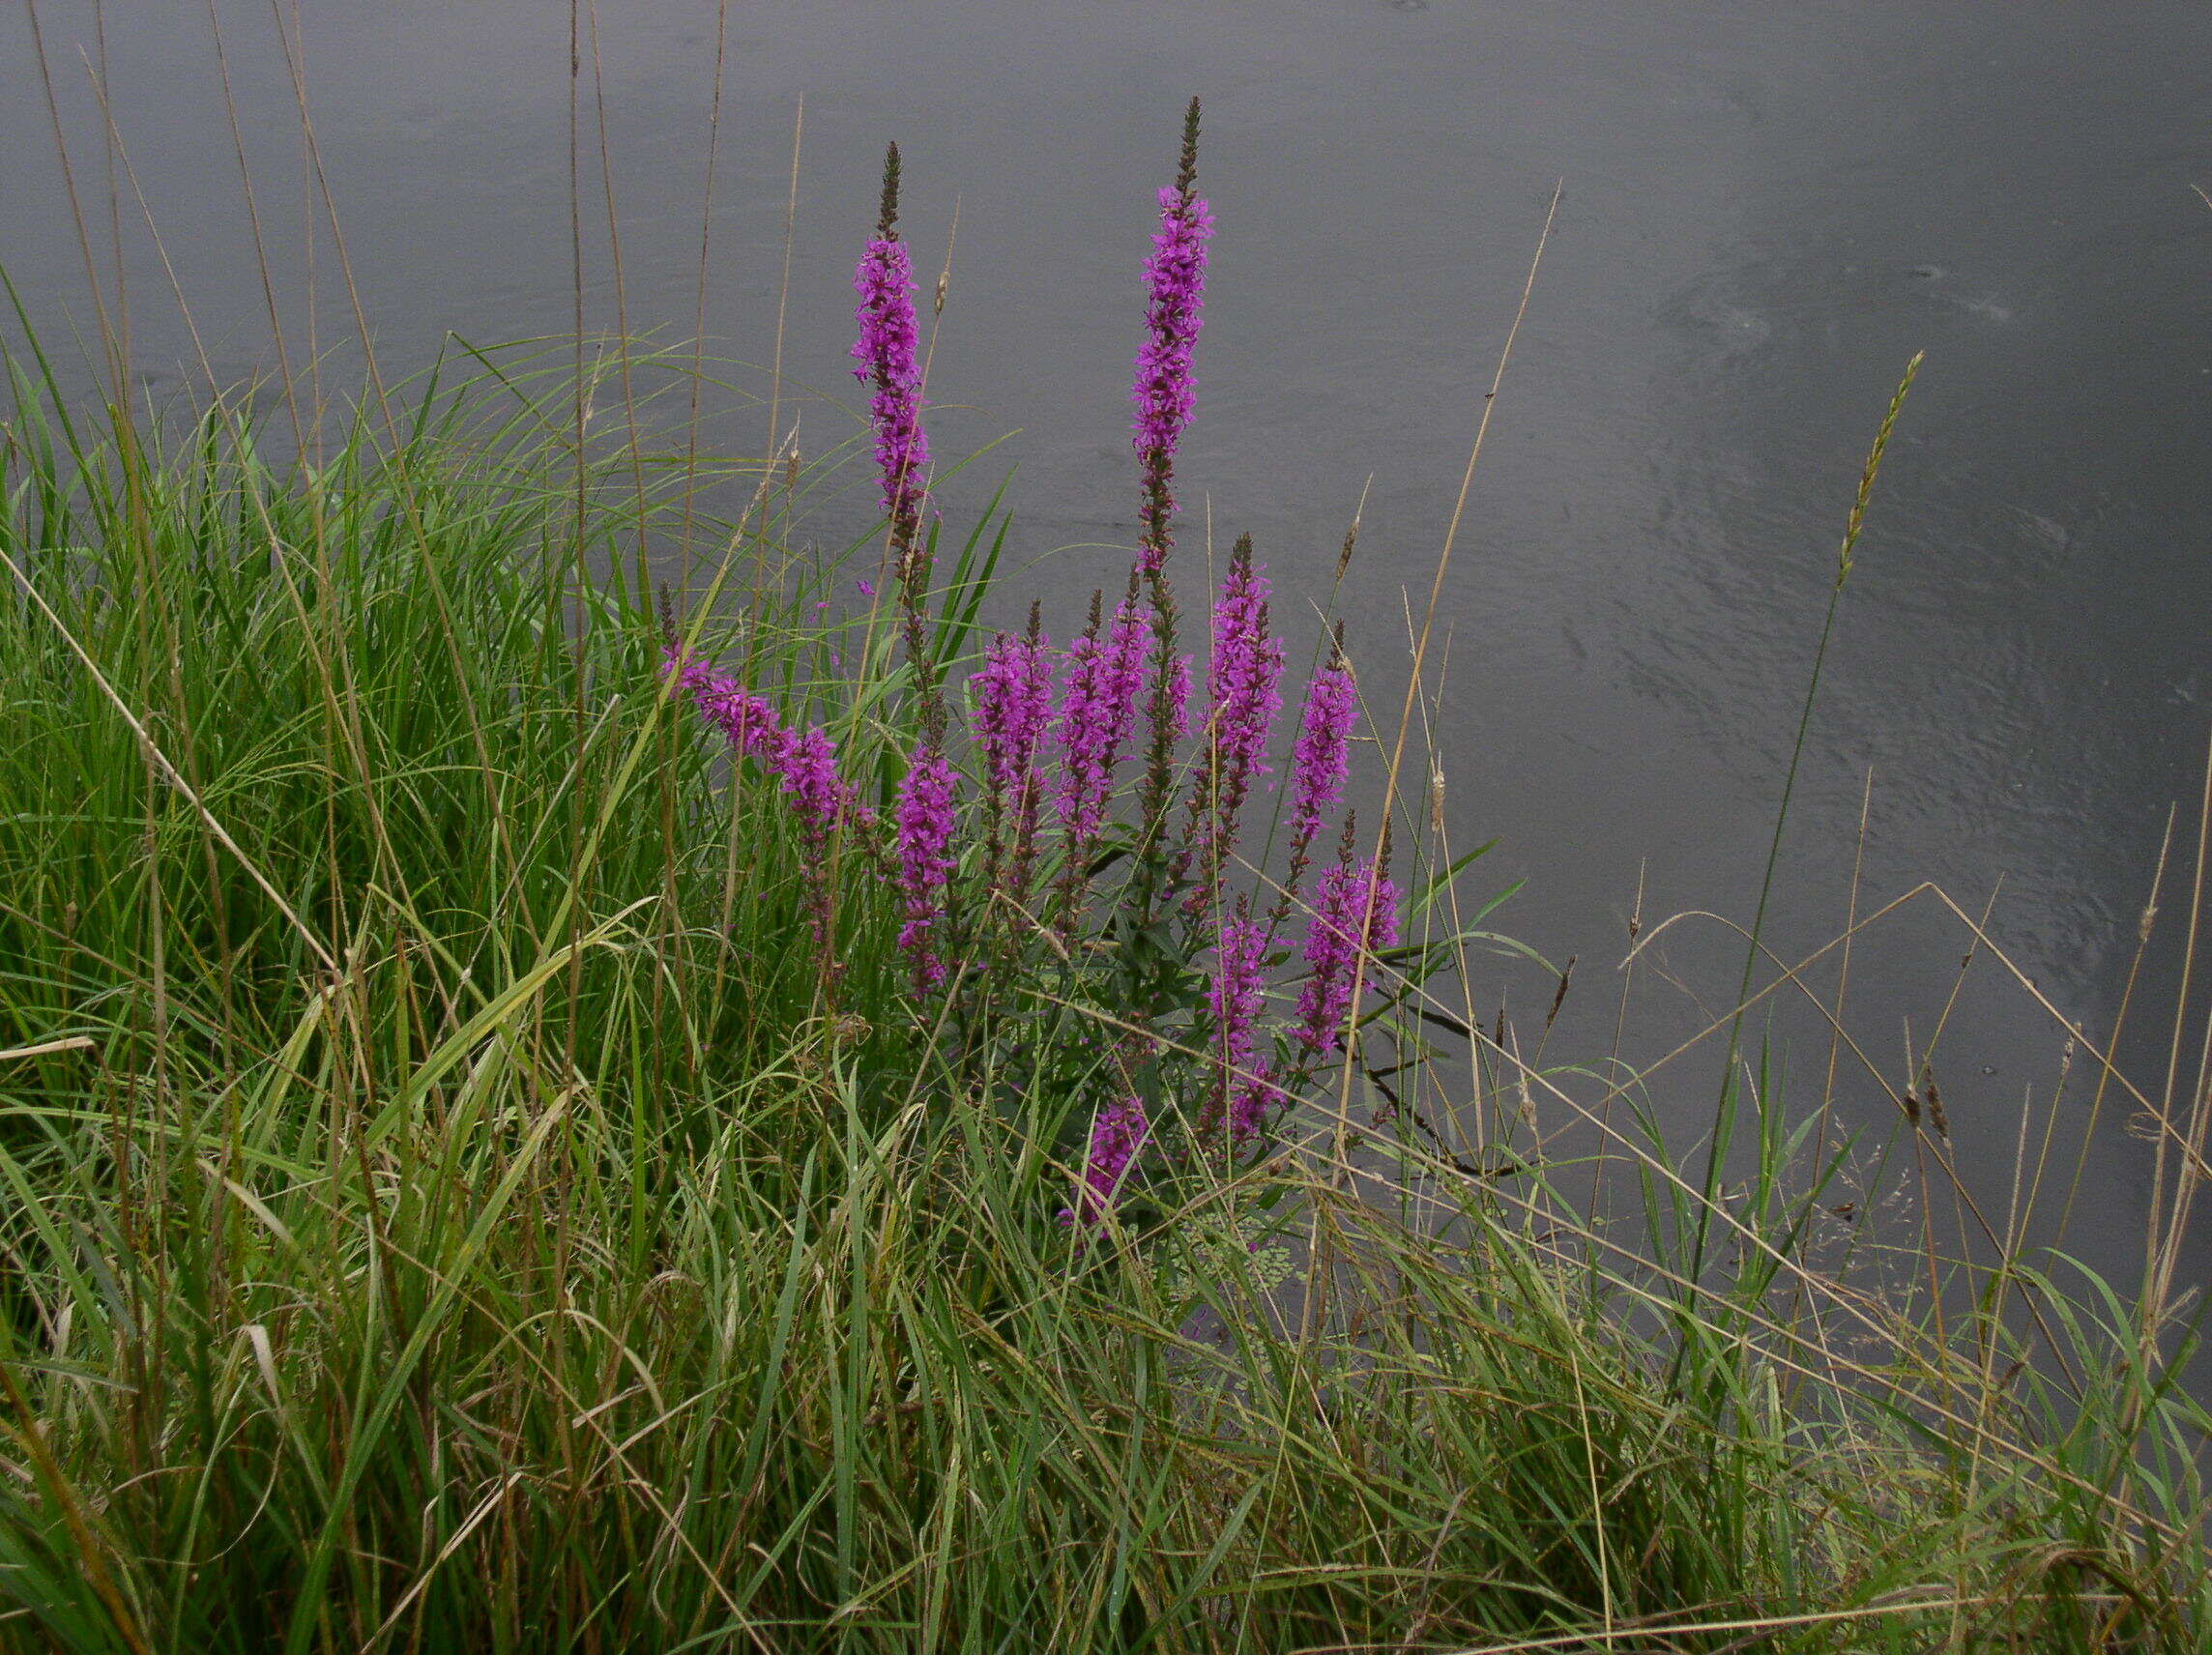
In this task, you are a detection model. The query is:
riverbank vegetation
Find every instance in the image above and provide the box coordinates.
[2,115,2208,1653]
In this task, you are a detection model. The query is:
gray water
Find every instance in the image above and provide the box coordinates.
[7,1,2210,1292]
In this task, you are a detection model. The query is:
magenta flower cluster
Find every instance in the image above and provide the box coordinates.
[1132,184,1214,575]
[972,625,1056,898]
[1132,187,1215,465]
[1053,596,1150,848]
[665,649,869,841]
[1192,544,1285,884]
[1062,1095,1150,1230]
[1288,652,1356,854]
[665,109,1422,1248]
[1295,857,1401,1057]
[973,628,1053,800]
[893,745,958,992]
[852,237,930,544]
[1208,906,1275,1139]
[1205,551,1283,792]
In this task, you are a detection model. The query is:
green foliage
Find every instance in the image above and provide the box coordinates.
[0,348,2204,1654]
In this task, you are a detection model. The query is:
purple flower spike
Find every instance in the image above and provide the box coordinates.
[766,723,872,840]
[1160,647,1193,747]
[1196,537,1285,847]
[1295,856,1401,1058]
[1289,644,1356,852]
[1228,1062,1279,1142]
[665,646,869,839]
[1132,101,1213,578]
[973,627,1055,812]
[666,644,871,949]
[973,623,1056,901]
[852,236,931,549]
[1205,548,1283,784]
[893,743,957,994]
[1131,186,1213,469]
[1062,1096,1150,1230]
[666,649,775,756]
[854,146,948,730]
[1271,634,1357,918]
[1055,594,1150,848]
[1208,904,1270,1138]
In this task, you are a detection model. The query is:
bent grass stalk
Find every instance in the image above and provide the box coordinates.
[1677,351,1925,1362]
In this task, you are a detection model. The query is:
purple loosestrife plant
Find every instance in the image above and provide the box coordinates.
[666,650,776,759]
[1269,626,1356,925]
[1054,590,1150,850]
[1052,588,1150,932]
[1124,103,1211,890]
[1184,534,1285,905]
[853,246,930,551]
[1203,537,1284,809]
[765,724,873,839]
[853,144,940,719]
[971,609,1054,905]
[1207,901,1273,1139]
[1132,100,1213,579]
[893,743,957,995]
[665,646,870,950]
[1295,841,1401,1059]
[1228,1060,1281,1142]
[669,134,1422,1189]
[1287,630,1355,854]
[853,150,930,547]
[1061,1096,1150,1231]
[664,648,870,838]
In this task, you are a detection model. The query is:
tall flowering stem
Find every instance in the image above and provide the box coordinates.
[770,725,872,843]
[893,743,957,995]
[1062,1096,1150,1232]
[1183,534,1285,908]
[853,143,940,730]
[852,228,929,544]
[1132,99,1213,579]
[855,146,959,995]
[1207,901,1275,1140]
[1054,589,1150,846]
[1125,101,1210,917]
[1053,586,1150,928]
[972,607,1054,910]
[1295,833,1401,1060]
[666,650,776,766]
[664,650,871,840]
[1268,624,1355,929]
[665,646,870,947]
[1127,573,1191,915]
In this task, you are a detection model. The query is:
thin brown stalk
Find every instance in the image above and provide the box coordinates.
[1332,180,1560,1186]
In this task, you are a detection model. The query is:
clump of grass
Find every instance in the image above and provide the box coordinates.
[1,326,2204,1652]
[2,93,2209,1652]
